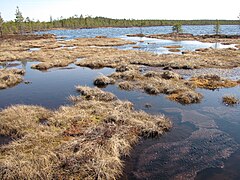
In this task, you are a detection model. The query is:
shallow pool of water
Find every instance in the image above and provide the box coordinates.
[0,61,114,109]
[118,36,235,54]
[2,24,240,179]
[37,25,240,39]
[37,25,239,55]
[1,59,240,179]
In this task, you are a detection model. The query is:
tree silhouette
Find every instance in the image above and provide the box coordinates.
[15,6,24,34]
[172,23,183,34]
[214,20,221,35]
[0,12,3,36]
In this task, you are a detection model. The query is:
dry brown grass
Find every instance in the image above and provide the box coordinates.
[118,81,134,90]
[168,90,203,104]
[107,69,203,104]
[168,48,181,52]
[164,45,182,49]
[0,68,25,89]
[76,46,240,70]
[131,33,240,44]
[94,75,115,87]
[0,36,136,70]
[0,105,61,179]
[190,74,239,90]
[106,68,240,104]
[62,37,136,47]
[0,86,171,179]
[222,95,239,106]
[1,35,240,71]
[76,86,117,102]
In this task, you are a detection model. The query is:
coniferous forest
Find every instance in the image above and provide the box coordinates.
[0,7,239,35]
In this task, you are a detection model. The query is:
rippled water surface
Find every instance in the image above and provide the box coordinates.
[37,25,239,39]
[37,25,239,54]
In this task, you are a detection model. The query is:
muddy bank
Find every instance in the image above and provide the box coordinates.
[0,34,55,41]
[0,86,171,179]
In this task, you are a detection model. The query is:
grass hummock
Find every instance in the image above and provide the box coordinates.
[0,68,25,89]
[93,75,115,87]
[0,86,171,179]
[222,95,239,106]
[190,74,239,90]
[106,69,203,104]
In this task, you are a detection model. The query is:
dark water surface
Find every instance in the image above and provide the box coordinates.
[1,26,240,179]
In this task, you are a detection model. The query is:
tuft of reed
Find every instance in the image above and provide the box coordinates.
[222,95,239,106]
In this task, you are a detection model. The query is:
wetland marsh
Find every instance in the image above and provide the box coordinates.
[0,25,240,179]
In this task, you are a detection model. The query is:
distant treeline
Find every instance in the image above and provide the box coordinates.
[1,15,239,35]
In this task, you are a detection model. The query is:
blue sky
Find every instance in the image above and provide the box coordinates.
[0,0,239,21]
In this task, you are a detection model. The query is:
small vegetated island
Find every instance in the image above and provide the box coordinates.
[0,7,240,179]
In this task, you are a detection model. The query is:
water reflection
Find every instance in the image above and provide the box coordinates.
[118,37,235,54]
[1,60,240,179]
[0,61,114,109]
[1,24,240,179]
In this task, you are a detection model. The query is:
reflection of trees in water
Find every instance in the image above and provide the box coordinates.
[21,60,27,70]
[0,61,27,69]
[214,39,220,49]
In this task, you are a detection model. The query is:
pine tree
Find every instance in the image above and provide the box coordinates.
[214,20,221,35]
[15,6,24,34]
[172,23,183,34]
[0,12,3,36]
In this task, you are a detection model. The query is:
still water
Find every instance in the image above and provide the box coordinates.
[37,25,239,39]
[37,25,239,54]
[1,25,240,179]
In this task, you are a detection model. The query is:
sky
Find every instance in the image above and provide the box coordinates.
[0,0,239,21]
